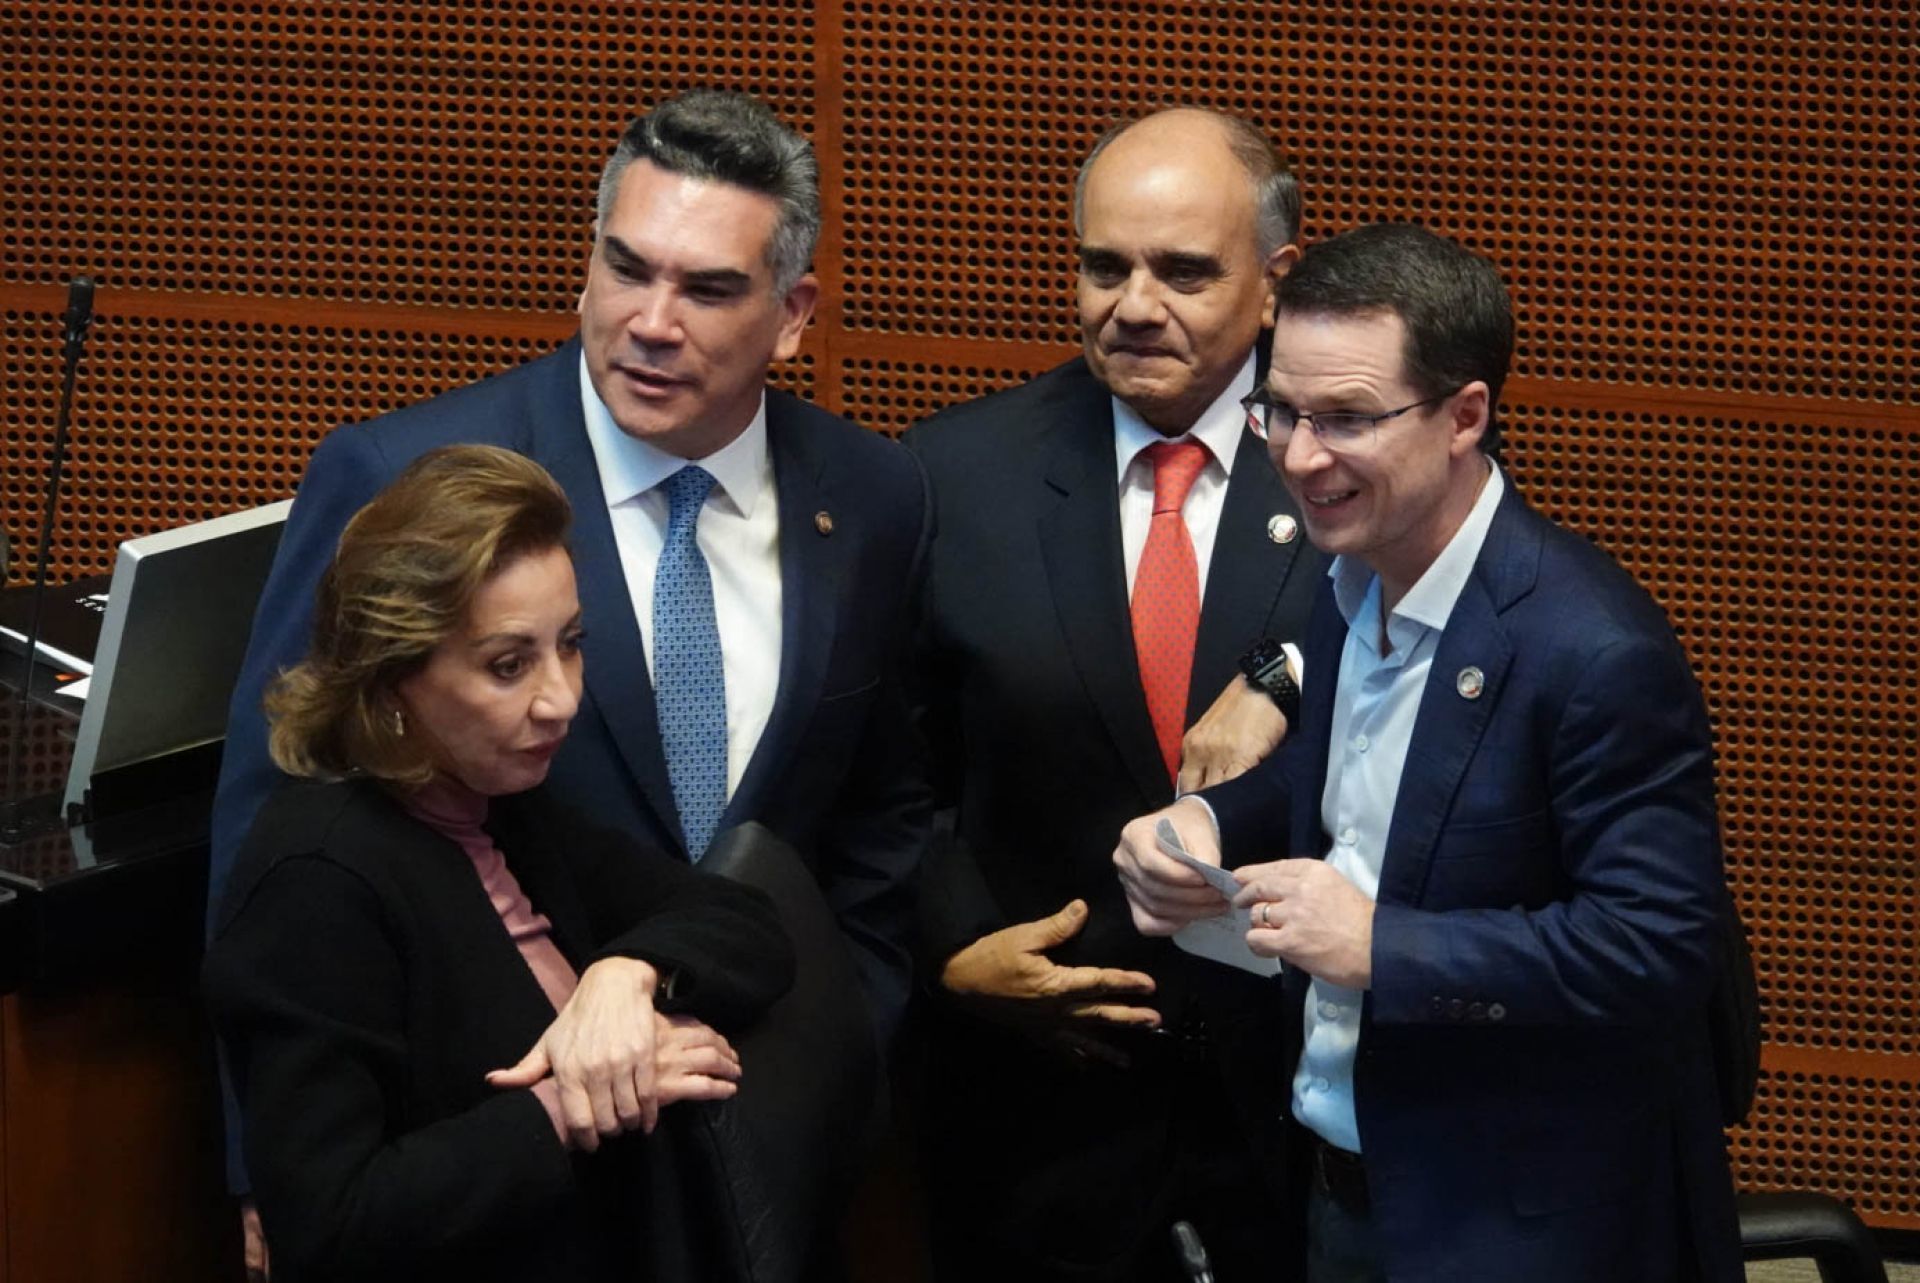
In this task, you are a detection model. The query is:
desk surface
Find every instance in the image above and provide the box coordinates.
[1,681,212,993]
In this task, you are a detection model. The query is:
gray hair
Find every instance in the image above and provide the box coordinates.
[596,89,820,294]
[1071,108,1301,258]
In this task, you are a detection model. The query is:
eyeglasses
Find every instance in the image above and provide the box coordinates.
[1240,386,1458,451]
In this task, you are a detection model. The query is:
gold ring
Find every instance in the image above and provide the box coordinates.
[1257,902,1270,928]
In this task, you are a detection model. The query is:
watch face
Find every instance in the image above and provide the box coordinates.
[1241,640,1281,677]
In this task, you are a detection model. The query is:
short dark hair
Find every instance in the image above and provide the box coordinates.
[1273,223,1515,455]
[1072,108,1301,257]
[596,88,819,294]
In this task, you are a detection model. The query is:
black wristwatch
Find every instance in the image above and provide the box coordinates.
[1238,638,1301,724]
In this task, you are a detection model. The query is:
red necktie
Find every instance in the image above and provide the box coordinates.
[1131,439,1210,784]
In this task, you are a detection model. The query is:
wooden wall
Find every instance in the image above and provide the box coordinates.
[2,974,234,1283]
[3,0,1914,1231]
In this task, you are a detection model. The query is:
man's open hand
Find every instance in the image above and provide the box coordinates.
[941,899,1160,1030]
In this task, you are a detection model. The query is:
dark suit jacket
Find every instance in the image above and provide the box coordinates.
[203,778,795,1283]
[211,339,932,1040]
[902,357,1326,1268]
[1208,483,1743,1283]
[906,355,1322,984]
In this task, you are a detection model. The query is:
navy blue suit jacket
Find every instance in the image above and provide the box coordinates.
[1208,482,1742,1282]
[212,340,931,1040]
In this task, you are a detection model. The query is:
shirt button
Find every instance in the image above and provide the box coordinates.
[1314,1077,1331,1094]
[1353,733,1370,752]
[1338,826,1357,846]
[1318,1000,1342,1020]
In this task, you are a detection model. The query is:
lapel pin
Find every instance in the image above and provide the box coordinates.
[814,510,835,536]
[1266,514,1299,544]
[1456,666,1485,700]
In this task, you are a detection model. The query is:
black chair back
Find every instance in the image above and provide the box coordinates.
[674,822,882,1283]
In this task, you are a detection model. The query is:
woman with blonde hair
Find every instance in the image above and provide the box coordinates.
[205,444,791,1283]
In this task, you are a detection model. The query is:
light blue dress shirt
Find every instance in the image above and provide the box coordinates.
[1294,462,1505,1153]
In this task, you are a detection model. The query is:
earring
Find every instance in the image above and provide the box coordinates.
[390,707,406,737]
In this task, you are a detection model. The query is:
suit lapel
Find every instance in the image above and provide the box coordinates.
[529,357,686,852]
[1284,575,1328,1010]
[1291,578,1345,856]
[725,394,836,826]
[1188,426,1314,720]
[1376,488,1539,907]
[1036,375,1170,808]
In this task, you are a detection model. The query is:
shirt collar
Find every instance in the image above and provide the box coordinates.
[1330,458,1506,638]
[1111,350,1256,483]
[577,353,771,516]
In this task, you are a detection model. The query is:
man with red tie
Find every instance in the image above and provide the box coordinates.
[904,107,1328,1283]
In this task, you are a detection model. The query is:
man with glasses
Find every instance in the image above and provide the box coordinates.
[904,107,1325,1282]
[1116,223,1742,1281]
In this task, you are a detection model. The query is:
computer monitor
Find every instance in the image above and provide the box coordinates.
[63,501,291,821]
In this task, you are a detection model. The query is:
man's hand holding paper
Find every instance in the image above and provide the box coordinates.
[1113,803,1281,977]
[1112,799,1231,936]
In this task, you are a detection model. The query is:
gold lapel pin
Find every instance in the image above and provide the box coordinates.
[1266,514,1298,544]
[1456,666,1485,700]
[814,510,835,536]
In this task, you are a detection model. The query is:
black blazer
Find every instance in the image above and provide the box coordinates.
[211,340,932,1039]
[905,356,1324,993]
[901,357,1326,1271]
[203,778,795,1283]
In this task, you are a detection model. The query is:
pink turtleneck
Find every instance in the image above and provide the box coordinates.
[403,777,577,1141]
[403,777,581,1011]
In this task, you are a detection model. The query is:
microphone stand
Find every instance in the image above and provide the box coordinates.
[2,278,95,844]
[1171,1220,1217,1283]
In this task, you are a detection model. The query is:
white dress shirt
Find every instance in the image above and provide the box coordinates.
[578,357,782,800]
[1113,351,1257,599]
[1294,460,1504,1154]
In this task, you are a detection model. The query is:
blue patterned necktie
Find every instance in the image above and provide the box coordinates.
[653,466,728,859]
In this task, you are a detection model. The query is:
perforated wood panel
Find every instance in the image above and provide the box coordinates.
[840,1,1917,403]
[1743,1072,1920,1228]
[1502,401,1920,1073]
[2,0,1915,1236]
[3,3,816,311]
[840,360,1036,438]
[2,310,565,581]
[1,316,814,586]
[0,698,81,888]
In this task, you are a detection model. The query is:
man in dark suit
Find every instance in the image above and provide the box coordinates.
[1118,223,1742,1282]
[905,108,1326,1282]
[212,89,929,1258]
